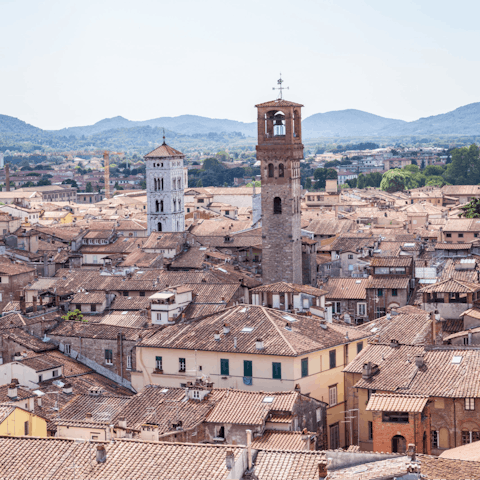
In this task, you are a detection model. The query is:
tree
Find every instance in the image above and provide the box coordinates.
[380,169,412,192]
[425,175,446,187]
[420,159,425,169]
[459,197,480,218]
[62,179,78,189]
[36,179,51,186]
[424,165,445,177]
[404,164,419,174]
[62,309,86,322]
[203,158,223,170]
[313,168,337,189]
[304,178,312,189]
[196,179,203,188]
[443,144,480,185]
[86,182,93,192]
[356,173,366,189]
[411,159,418,166]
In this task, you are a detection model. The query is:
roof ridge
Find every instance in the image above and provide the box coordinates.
[261,307,297,356]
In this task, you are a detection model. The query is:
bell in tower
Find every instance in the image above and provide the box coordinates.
[255,79,304,285]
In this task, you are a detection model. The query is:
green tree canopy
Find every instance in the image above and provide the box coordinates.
[443,145,480,185]
[357,173,366,189]
[85,182,93,192]
[424,165,445,177]
[459,197,480,218]
[380,169,414,192]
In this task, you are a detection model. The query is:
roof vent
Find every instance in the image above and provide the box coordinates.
[390,339,400,348]
[96,445,106,463]
[63,383,73,395]
[223,323,230,334]
[214,331,221,341]
[256,338,264,350]
[7,383,17,399]
[414,355,424,368]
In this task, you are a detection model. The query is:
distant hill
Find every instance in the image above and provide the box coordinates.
[53,115,257,137]
[0,114,43,135]
[302,109,406,137]
[379,102,480,136]
[2,101,480,145]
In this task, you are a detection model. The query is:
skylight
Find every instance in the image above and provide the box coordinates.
[263,396,274,403]
[160,388,169,393]
[33,390,45,396]
[452,356,463,364]
[283,315,296,322]
[241,326,254,333]
[122,311,128,315]
[371,327,379,333]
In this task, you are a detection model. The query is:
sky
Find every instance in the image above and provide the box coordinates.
[1,0,480,130]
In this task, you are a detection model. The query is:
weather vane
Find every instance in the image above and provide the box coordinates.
[162,128,166,145]
[273,74,288,100]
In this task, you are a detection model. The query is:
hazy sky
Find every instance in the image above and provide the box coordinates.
[2,0,480,129]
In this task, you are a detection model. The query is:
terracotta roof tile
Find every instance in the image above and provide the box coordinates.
[251,430,315,451]
[144,143,184,158]
[322,278,368,300]
[366,393,429,413]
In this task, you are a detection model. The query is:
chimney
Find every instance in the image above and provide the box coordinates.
[414,354,424,368]
[32,296,37,313]
[407,443,416,461]
[390,339,400,348]
[223,323,230,334]
[19,295,26,314]
[233,337,237,349]
[5,164,10,192]
[118,417,127,429]
[7,383,17,399]
[294,384,301,393]
[214,330,221,341]
[386,312,391,320]
[63,383,73,395]
[246,429,252,471]
[225,450,235,471]
[37,397,42,407]
[86,413,93,421]
[318,459,328,479]
[256,338,264,350]
[362,362,379,380]
[96,445,107,463]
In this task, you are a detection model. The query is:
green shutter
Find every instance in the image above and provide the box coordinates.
[244,360,252,377]
[301,358,308,377]
[272,362,281,379]
[220,359,229,376]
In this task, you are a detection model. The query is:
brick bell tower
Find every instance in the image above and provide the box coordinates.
[256,82,303,285]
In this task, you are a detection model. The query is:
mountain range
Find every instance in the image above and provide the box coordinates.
[2,102,480,140]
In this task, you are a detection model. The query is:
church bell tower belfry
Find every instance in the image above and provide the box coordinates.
[256,84,303,285]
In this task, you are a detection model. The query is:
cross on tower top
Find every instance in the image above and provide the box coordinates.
[162,128,166,145]
[272,74,289,100]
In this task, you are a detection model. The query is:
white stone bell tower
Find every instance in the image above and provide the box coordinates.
[145,139,185,235]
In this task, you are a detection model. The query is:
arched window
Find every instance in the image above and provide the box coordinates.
[178,198,181,209]
[268,163,274,178]
[160,200,164,212]
[155,200,160,212]
[158,222,162,232]
[392,435,406,453]
[173,199,177,211]
[274,197,282,214]
[161,178,164,190]
[154,178,157,191]
[173,178,176,190]
[279,163,284,178]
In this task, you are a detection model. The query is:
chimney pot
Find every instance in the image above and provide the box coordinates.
[223,323,230,334]
[255,338,264,350]
[7,383,17,399]
[118,417,127,429]
[214,331,221,341]
[414,355,424,368]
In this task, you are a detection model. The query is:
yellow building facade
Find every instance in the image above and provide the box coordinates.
[0,405,47,437]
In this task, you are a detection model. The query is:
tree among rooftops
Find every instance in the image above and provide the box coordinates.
[459,197,480,218]
[62,309,87,323]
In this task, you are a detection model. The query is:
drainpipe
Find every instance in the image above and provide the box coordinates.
[454,399,457,447]
[246,429,252,470]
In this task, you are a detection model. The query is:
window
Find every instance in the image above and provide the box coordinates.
[52,370,58,378]
[329,350,336,369]
[446,233,452,238]
[461,430,480,445]
[105,349,113,365]
[273,197,282,214]
[368,421,373,440]
[268,163,274,177]
[93,255,98,264]
[458,233,464,238]
[139,291,146,297]
[377,289,383,297]
[244,360,252,377]
[122,291,128,296]
[24,421,29,436]
[192,390,200,399]
[91,435,99,440]
[301,358,308,377]
[64,344,71,355]
[272,362,282,379]
[357,342,363,354]
[38,375,42,383]
[332,302,341,314]
[179,358,186,372]
[348,254,354,260]
[392,289,398,297]
[279,163,284,177]
[382,411,409,423]
[330,423,339,449]
[220,359,229,376]
[357,303,366,316]
[155,356,162,370]
[466,398,475,411]
[432,430,439,448]
[91,304,96,312]
[329,385,337,406]
[127,355,132,370]
[75,304,81,311]
[316,407,322,423]
[216,426,225,439]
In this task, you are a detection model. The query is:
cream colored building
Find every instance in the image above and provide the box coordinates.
[132,304,371,449]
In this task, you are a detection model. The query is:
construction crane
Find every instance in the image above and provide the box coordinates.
[103,151,124,199]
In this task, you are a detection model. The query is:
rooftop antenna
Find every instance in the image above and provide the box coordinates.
[162,128,166,145]
[273,74,288,100]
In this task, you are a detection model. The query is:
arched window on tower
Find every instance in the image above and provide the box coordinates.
[158,222,162,232]
[160,200,164,212]
[155,200,160,212]
[173,199,177,211]
[274,197,282,214]
[173,178,176,190]
[268,163,274,178]
[273,112,286,136]
[279,163,284,178]
[154,178,157,191]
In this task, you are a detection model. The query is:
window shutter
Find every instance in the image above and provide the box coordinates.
[301,358,308,377]
[221,359,229,376]
[243,360,252,377]
[272,362,281,379]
